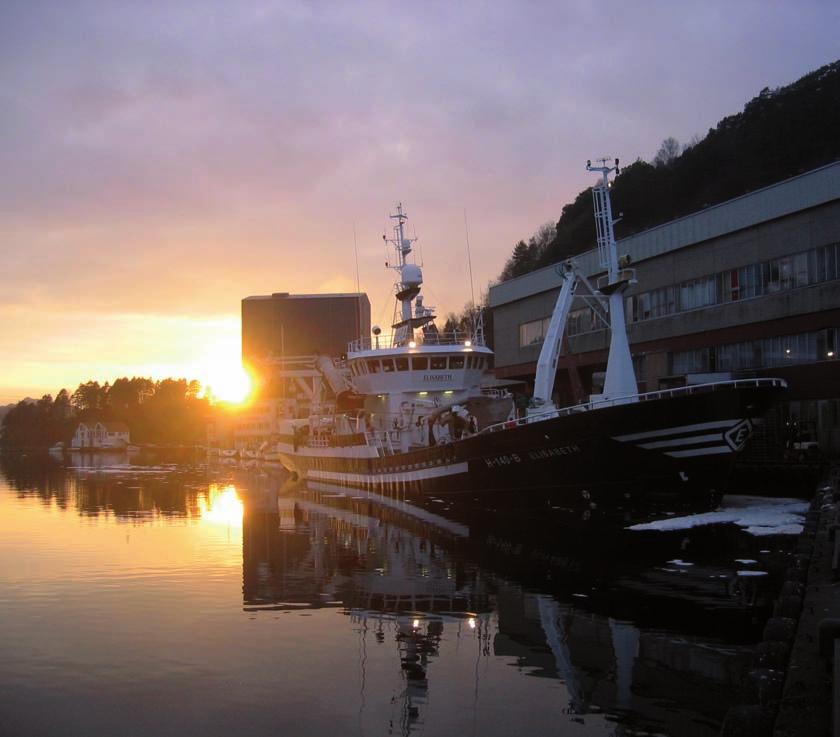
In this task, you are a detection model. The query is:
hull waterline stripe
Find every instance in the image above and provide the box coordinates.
[664,446,733,458]
[614,419,740,443]
[308,462,470,485]
[639,433,724,450]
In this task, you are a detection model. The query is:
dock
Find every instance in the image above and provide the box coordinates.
[722,464,840,736]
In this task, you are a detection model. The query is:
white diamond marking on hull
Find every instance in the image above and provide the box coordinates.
[724,419,754,451]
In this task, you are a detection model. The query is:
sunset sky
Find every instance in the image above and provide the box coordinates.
[2,0,838,403]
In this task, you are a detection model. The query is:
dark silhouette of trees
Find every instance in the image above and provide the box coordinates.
[499,222,556,281]
[1,377,213,449]
[499,59,840,281]
[71,381,106,412]
[1,395,66,448]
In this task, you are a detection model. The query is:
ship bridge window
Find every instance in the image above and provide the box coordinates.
[412,357,429,370]
[430,356,447,370]
[449,355,465,369]
[367,359,381,373]
[395,357,409,371]
[381,359,395,372]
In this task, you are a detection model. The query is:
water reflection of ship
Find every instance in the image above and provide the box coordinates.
[242,483,487,613]
[240,481,760,735]
[242,483,493,736]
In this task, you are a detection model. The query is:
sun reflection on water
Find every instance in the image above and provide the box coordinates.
[198,484,243,528]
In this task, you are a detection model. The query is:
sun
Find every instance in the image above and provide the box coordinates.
[203,362,254,404]
[187,331,256,405]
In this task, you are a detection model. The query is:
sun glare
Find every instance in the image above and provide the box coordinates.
[191,334,255,404]
[204,363,253,404]
[199,485,244,528]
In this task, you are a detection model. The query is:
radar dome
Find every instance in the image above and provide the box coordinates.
[401,263,423,287]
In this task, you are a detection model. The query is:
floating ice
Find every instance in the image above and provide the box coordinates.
[628,495,808,536]
[736,570,768,576]
[734,559,757,564]
[667,559,694,566]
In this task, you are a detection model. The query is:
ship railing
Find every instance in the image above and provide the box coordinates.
[479,377,788,435]
[364,430,400,456]
[348,330,483,353]
[307,436,332,448]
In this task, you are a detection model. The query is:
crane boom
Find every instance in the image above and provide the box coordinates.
[531,261,577,411]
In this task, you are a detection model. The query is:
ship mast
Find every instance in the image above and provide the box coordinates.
[385,203,435,347]
[586,158,638,400]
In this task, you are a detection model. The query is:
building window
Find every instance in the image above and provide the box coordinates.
[671,327,838,374]
[519,317,550,347]
[678,275,717,310]
[568,307,597,336]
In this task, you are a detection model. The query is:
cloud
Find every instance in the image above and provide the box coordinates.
[1,0,838,395]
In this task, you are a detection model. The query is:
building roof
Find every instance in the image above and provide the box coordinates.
[489,160,840,308]
[243,292,368,301]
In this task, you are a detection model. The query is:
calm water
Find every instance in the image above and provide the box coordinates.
[0,453,798,737]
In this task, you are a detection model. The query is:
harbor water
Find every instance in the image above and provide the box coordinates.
[0,454,808,737]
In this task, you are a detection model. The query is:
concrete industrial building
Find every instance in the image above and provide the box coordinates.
[242,292,370,367]
[488,161,840,455]
[233,292,371,446]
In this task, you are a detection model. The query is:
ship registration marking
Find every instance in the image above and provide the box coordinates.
[484,444,581,468]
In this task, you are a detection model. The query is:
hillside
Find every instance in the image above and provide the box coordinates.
[500,60,840,281]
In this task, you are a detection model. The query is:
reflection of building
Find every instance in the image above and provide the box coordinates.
[494,584,752,735]
[71,421,130,449]
[489,162,840,454]
[237,481,769,736]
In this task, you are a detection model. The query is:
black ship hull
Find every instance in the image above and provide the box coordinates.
[275,380,785,508]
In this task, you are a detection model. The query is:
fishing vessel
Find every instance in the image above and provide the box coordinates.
[273,160,786,506]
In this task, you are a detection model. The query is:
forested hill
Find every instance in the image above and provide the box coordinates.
[499,60,840,281]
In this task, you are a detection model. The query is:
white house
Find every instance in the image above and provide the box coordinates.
[71,421,131,449]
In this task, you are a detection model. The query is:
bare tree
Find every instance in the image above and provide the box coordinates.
[653,137,681,167]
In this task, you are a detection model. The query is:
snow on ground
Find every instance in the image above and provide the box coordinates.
[628,495,808,536]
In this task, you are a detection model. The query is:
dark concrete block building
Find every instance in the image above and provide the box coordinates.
[242,292,371,365]
[489,162,840,455]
